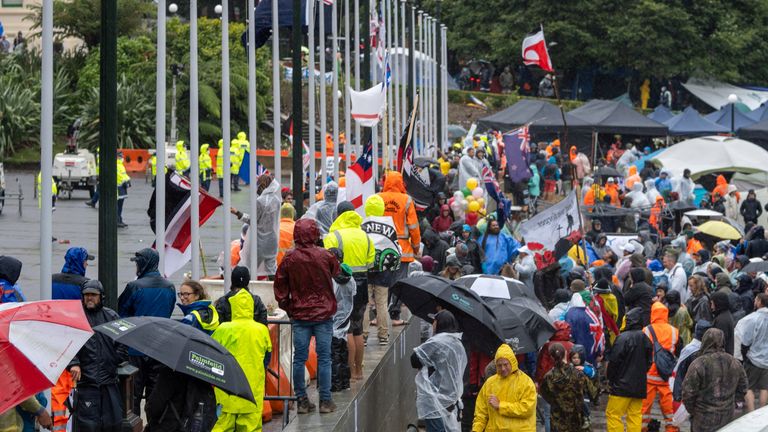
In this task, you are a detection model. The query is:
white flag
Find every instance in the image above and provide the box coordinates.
[349,83,387,127]
[520,191,581,268]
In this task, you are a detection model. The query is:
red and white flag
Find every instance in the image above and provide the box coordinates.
[522,26,554,72]
[148,172,222,276]
[346,141,375,215]
[349,83,387,127]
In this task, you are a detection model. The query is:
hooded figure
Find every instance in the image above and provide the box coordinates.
[52,247,93,300]
[616,146,639,175]
[118,248,176,320]
[641,302,680,431]
[535,321,575,383]
[459,147,481,190]
[548,289,572,322]
[665,290,693,345]
[411,310,467,431]
[710,291,735,355]
[644,179,661,204]
[0,255,24,303]
[626,181,650,209]
[422,228,450,274]
[303,181,339,235]
[682,328,747,432]
[432,204,454,233]
[624,268,655,326]
[198,143,213,189]
[211,289,272,431]
[672,320,713,401]
[174,140,190,174]
[472,344,537,432]
[243,175,282,276]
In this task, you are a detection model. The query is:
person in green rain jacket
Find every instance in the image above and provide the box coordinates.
[211,289,272,432]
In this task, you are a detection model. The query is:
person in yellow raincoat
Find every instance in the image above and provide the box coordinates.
[175,140,190,176]
[230,136,245,191]
[472,344,537,432]
[215,139,226,197]
[36,171,58,209]
[199,143,212,191]
[211,289,272,432]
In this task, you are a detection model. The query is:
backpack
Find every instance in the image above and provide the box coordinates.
[647,325,677,381]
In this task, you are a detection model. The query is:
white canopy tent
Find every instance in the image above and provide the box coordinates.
[651,135,768,179]
[683,78,768,111]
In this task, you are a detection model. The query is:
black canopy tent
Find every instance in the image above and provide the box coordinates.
[477,100,593,151]
[569,100,669,136]
[739,117,768,149]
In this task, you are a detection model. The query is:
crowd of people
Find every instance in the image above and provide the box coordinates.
[7,122,768,432]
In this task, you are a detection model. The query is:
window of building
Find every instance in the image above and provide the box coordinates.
[1,0,24,7]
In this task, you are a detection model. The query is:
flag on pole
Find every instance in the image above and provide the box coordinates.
[148,172,222,276]
[346,141,375,215]
[522,26,554,72]
[350,83,387,126]
[395,114,411,171]
[371,6,385,68]
[239,151,271,184]
[322,0,334,5]
[520,191,581,269]
[288,117,311,173]
[503,126,532,182]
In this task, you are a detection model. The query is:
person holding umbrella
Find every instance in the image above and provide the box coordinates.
[210,288,272,432]
[67,280,127,432]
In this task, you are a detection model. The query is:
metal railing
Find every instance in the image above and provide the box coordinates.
[265,318,298,429]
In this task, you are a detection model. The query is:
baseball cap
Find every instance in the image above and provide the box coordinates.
[622,243,635,254]
[607,177,615,183]
[518,245,530,255]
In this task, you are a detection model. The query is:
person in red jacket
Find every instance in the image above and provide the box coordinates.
[274,219,341,414]
[535,321,576,384]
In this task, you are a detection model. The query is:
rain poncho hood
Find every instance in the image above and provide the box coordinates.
[645,179,661,203]
[250,177,282,275]
[0,255,23,285]
[364,194,385,217]
[212,289,272,414]
[328,208,363,232]
[494,344,519,373]
[650,301,669,324]
[458,152,481,191]
[626,182,650,208]
[333,265,356,338]
[62,247,89,276]
[295,218,321,247]
[700,327,725,355]
[133,248,160,278]
[383,172,407,193]
[414,332,467,430]
[302,181,339,234]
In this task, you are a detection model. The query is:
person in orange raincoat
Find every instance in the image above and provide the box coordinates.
[712,175,732,203]
[277,203,296,266]
[625,166,642,190]
[545,139,561,158]
[641,302,681,432]
[583,181,605,207]
[604,178,621,207]
[650,196,665,235]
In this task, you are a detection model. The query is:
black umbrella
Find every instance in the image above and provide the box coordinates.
[667,200,697,212]
[486,297,555,354]
[95,317,254,402]
[391,275,505,355]
[453,274,535,300]
[593,166,622,178]
[742,260,768,274]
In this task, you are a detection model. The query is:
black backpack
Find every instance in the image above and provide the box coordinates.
[647,325,677,381]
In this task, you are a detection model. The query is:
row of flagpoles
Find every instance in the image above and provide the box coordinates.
[36,0,451,296]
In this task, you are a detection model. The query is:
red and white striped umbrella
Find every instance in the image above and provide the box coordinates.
[0,300,93,414]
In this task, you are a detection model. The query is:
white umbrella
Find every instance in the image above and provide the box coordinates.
[652,136,768,179]
[684,209,723,218]
[454,274,535,300]
[717,404,768,432]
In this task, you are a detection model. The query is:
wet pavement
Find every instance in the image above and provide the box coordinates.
[0,169,259,300]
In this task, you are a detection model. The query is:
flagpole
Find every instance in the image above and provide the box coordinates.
[247,0,259,273]
[417,11,424,156]
[156,0,167,274]
[272,0,281,182]
[319,0,328,187]
[344,0,352,170]
[222,0,232,291]
[441,24,447,153]
[190,0,201,280]
[40,0,53,301]
[331,0,340,180]
[400,0,407,139]
[308,0,317,204]
[369,0,378,183]
[426,15,433,155]
[354,0,361,157]
[392,0,400,164]
[386,0,394,170]
[432,18,438,156]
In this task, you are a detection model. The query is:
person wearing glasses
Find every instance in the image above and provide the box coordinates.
[177,280,220,335]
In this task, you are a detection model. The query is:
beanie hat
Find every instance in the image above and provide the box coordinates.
[231,266,250,289]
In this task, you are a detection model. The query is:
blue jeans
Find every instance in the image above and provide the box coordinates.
[293,319,333,401]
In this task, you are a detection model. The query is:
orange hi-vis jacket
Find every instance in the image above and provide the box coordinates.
[378,171,420,262]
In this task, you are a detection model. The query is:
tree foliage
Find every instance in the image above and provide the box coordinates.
[430,0,768,85]
[27,0,153,48]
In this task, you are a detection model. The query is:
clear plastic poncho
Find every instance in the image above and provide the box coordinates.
[302,181,339,235]
[332,277,356,339]
[413,332,467,431]
[253,178,282,275]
